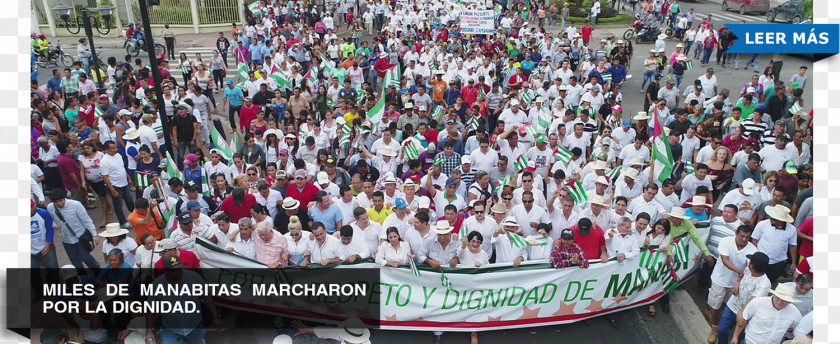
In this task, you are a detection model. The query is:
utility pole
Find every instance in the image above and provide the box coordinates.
[137,0,174,158]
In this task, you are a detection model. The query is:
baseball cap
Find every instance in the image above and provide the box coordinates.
[279,149,289,156]
[177,212,193,224]
[418,196,431,209]
[226,79,234,85]
[154,238,177,252]
[185,180,200,193]
[445,178,458,187]
[778,133,791,142]
[461,156,472,165]
[535,135,546,144]
[163,256,185,270]
[326,158,336,165]
[395,198,407,210]
[186,200,201,211]
[294,169,307,179]
[741,178,756,195]
[317,171,330,185]
[746,252,769,271]
[784,160,798,174]
[184,153,198,164]
[577,218,592,235]
[560,229,575,240]
[622,119,632,128]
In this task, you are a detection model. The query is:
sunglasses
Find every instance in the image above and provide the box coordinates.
[473,210,484,214]
[503,197,512,201]
[247,173,257,176]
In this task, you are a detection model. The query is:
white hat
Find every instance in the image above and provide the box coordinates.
[60,264,78,281]
[404,102,414,109]
[557,84,567,91]
[658,33,667,39]
[590,195,610,207]
[676,54,687,61]
[461,155,471,165]
[633,111,651,121]
[272,335,293,344]
[741,178,756,195]
[629,158,645,166]
[746,86,756,94]
[687,195,710,207]
[769,283,801,303]
[622,168,639,180]
[122,331,147,344]
[617,39,625,44]
[676,43,684,48]
[118,109,132,117]
[509,99,520,106]
[765,204,794,223]
[383,174,398,184]
[580,93,593,103]
[593,160,608,170]
[122,128,141,141]
[337,318,371,343]
[596,175,610,185]
[418,196,431,209]
[262,129,278,138]
[99,223,129,237]
[434,221,454,235]
[649,49,656,53]
[401,179,419,192]
[535,96,545,103]
[336,117,346,125]
[316,171,330,185]
[379,146,397,157]
[282,197,301,210]
[501,216,520,227]
[662,206,689,220]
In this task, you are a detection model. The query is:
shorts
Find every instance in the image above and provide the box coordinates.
[87,179,107,197]
[707,282,731,310]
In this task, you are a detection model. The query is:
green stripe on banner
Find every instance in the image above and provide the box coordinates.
[409,258,421,277]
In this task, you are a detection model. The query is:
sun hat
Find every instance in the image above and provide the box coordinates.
[400,178,419,192]
[501,216,520,227]
[122,128,141,140]
[662,206,689,220]
[590,195,610,207]
[99,223,129,238]
[434,221,454,235]
[418,196,431,209]
[337,318,371,343]
[687,196,710,207]
[633,111,651,121]
[768,283,801,303]
[765,204,794,223]
[379,146,397,157]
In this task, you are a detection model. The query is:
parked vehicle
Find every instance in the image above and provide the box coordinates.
[722,0,771,15]
[635,27,662,44]
[766,0,806,23]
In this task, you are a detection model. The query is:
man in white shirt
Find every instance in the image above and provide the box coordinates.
[758,134,797,173]
[350,207,383,257]
[732,284,802,344]
[677,163,713,204]
[422,222,459,269]
[706,225,757,342]
[381,198,413,238]
[100,140,135,227]
[627,184,666,224]
[226,218,256,259]
[697,68,718,99]
[254,181,283,219]
[300,223,342,267]
[333,186,357,223]
[337,225,371,263]
[404,212,436,263]
[460,201,497,256]
[618,135,650,169]
[717,178,763,224]
[510,191,549,237]
[470,138,499,173]
[604,217,640,261]
[751,205,798,285]
[654,179,680,211]
[490,217,528,267]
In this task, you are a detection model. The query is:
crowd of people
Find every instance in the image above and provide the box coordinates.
[29,0,815,343]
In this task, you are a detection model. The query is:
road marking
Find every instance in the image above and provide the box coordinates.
[695,12,760,22]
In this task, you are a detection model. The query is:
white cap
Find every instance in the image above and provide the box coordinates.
[60,264,78,281]
[418,196,431,209]
[461,155,471,165]
[317,171,330,185]
[741,178,756,195]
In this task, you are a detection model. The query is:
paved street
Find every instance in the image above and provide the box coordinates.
[31,1,811,343]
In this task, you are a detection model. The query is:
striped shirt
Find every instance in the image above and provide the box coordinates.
[742,120,768,140]
[708,217,742,259]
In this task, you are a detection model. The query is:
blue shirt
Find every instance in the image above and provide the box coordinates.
[182,166,205,192]
[31,208,55,254]
[684,208,709,222]
[520,60,535,71]
[98,263,134,283]
[224,86,244,106]
[46,77,63,95]
[608,65,627,84]
[308,204,344,234]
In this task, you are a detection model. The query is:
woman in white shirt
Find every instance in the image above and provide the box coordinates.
[375,227,412,267]
[99,224,139,267]
[134,233,160,276]
[526,224,554,260]
[284,216,312,266]
[456,231,490,267]
[644,218,672,250]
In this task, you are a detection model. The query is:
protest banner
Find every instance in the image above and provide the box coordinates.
[460,10,496,35]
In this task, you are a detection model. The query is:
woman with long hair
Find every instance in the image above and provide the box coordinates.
[178,52,193,85]
[756,171,779,202]
[191,63,217,106]
[80,141,111,225]
[375,227,412,267]
[705,146,734,199]
[758,66,775,93]
[645,218,671,316]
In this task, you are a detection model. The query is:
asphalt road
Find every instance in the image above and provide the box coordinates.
[31,2,812,343]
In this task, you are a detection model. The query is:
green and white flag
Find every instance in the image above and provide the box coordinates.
[247,1,261,15]
[458,223,469,241]
[606,167,621,181]
[505,230,528,248]
[652,108,675,183]
[201,168,212,197]
[237,63,250,88]
[602,72,612,83]
[520,90,533,106]
[366,94,386,133]
[440,271,453,290]
[538,107,551,131]
[387,64,401,87]
[135,172,151,189]
[553,146,573,164]
[270,65,292,89]
[495,175,513,193]
[685,161,696,175]
[431,105,444,122]
[513,155,529,171]
[789,101,802,115]
[402,138,423,160]
[523,124,538,137]
[304,69,317,86]
[164,151,182,181]
[477,86,486,99]
[357,90,367,105]
[94,106,103,120]
[408,258,421,277]
[210,125,233,161]
[338,125,353,148]
[466,115,479,131]
[685,60,694,71]
[563,180,589,204]
[529,236,549,246]
[228,133,239,166]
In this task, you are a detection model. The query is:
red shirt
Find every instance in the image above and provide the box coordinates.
[437,216,464,235]
[286,183,319,211]
[239,104,259,130]
[581,26,594,42]
[153,250,202,277]
[570,225,606,260]
[374,58,391,78]
[218,193,257,223]
[798,217,813,258]
[460,86,478,107]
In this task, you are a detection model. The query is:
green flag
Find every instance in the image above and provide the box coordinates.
[505,230,528,248]
[210,126,233,161]
[563,180,589,204]
[135,172,151,189]
[366,94,386,133]
[513,156,529,171]
[408,258,421,277]
[553,146,573,164]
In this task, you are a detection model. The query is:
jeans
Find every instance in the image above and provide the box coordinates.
[728,53,739,68]
[177,142,190,170]
[693,43,704,59]
[31,247,60,295]
[675,75,683,89]
[228,105,241,130]
[561,17,566,29]
[743,54,760,72]
[684,41,693,55]
[63,241,101,272]
[550,16,557,27]
[160,326,205,344]
[110,184,135,225]
[702,48,713,65]
[641,70,656,90]
[717,306,738,344]
[81,58,91,76]
[538,18,545,28]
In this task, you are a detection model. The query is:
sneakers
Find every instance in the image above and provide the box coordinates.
[707,327,717,344]
[120,223,133,230]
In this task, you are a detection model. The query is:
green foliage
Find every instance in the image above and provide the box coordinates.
[802,0,812,20]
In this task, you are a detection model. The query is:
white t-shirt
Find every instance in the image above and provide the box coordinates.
[710,236,757,288]
[679,174,713,204]
[758,145,797,173]
[717,189,763,220]
[741,296,802,344]
[619,145,650,168]
[697,75,717,99]
[100,153,129,187]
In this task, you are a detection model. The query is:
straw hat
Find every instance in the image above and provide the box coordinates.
[490,202,508,214]
[434,221,454,235]
[593,160,608,170]
[501,216,520,227]
[658,33,668,40]
[590,195,611,207]
[662,206,689,220]
[596,175,610,185]
[400,179,419,192]
[768,283,801,303]
[676,54,687,61]
[99,223,129,237]
[633,111,651,121]
[765,204,794,223]
[622,168,640,180]
[282,197,301,210]
[122,128,141,141]
[379,146,397,157]
[337,318,371,343]
[686,195,710,207]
